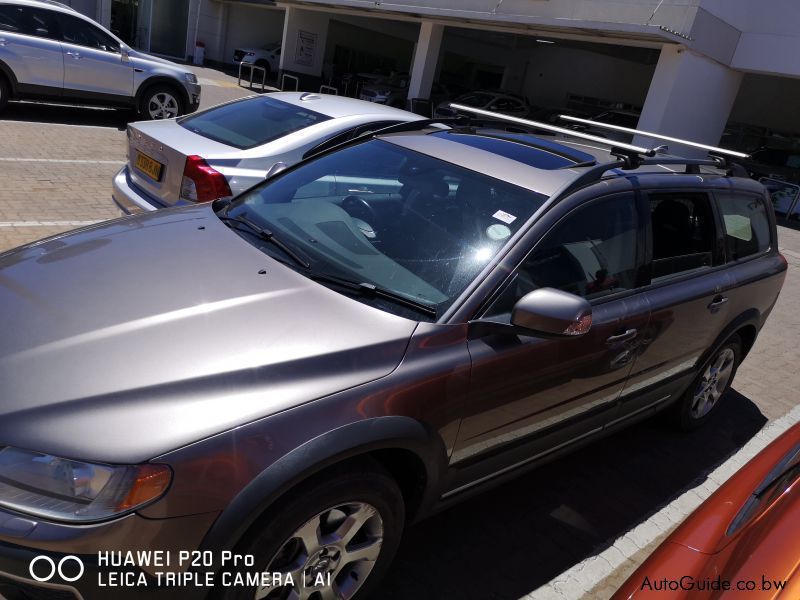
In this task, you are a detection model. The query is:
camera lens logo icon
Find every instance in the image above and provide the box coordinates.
[29,555,84,583]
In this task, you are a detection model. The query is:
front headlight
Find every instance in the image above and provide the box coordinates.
[184,72,198,84]
[0,447,171,523]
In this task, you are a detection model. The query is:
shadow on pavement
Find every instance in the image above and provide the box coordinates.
[1,101,132,129]
[377,389,766,600]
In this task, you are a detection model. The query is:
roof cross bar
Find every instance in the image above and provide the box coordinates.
[558,115,750,159]
[448,103,657,158]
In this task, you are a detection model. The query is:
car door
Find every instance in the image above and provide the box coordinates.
[448,192,650,491]
[56,12,132,100]
[0,5,63,95]
[614,189,732,420]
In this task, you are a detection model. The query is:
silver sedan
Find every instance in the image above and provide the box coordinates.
[112,92,423,213]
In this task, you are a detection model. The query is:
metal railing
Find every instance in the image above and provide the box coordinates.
[237,62,267,92]
[319,84,338,95]
[281,74,299,92]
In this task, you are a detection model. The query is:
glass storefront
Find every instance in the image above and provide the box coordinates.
[110,0,189,59]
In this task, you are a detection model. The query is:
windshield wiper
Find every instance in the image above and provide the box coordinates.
[219,215,310,269]
[307,271,438,318]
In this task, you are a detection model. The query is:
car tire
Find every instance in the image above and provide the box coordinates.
[219,461,404,600]
[0,75,10,113]
[140,84,184,120]
[675,335,741,431]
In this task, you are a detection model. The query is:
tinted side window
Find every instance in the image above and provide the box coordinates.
[25,8,59,40]
[648,192,716,281]
[59,14,119,51]
[486,195,640,317]
[716,191,771,261]
[0,5,26,32]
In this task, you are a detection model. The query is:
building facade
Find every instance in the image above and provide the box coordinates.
[65,0,800,154]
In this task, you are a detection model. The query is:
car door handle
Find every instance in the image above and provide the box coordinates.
[0,39,8,47]
[66,51,81,59]
[606,329,638,345]
[708,296,729,311]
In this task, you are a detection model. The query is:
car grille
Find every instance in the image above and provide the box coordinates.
[233,50,246,62]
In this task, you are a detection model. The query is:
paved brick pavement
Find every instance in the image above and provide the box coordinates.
[0,66,799,600]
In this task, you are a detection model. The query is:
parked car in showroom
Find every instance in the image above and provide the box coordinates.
[614,421,800,599]
[0,108,786,600]
[233,42,281,79]
[0,0,201,119]
[359,72,409,107]
[740,146,800,184]
[113,92,424,213]
[434,89,531,118]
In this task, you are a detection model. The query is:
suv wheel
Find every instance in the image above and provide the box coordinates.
[141,85,183,120]
[676,335,741,430]
[0,75,10,113]
[221,463,404,600]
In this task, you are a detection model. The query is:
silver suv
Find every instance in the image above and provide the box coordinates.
[0,0,201,119]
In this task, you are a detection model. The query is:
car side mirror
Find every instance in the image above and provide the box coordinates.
[511,288,592,337]
[265,162,288,180]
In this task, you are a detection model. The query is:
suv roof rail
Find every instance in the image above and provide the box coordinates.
[449,103,656,164]
[558,114,749,159]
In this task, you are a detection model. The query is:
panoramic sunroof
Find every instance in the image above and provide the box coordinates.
[430,130,595,170]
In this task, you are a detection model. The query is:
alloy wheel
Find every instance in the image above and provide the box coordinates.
[254,502,384,600]
[690,347,736,419]
[147,92,179,119]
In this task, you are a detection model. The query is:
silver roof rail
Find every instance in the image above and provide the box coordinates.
[558,115,749,159]
[448,103,657,157]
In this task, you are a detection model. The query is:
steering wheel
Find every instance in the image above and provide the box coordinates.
[341,195,378,225]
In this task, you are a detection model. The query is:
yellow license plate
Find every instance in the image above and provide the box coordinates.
[135,152,163,181]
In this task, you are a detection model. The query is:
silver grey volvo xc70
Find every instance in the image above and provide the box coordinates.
[0,116,787,599]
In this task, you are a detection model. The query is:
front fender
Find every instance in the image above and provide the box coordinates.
[198,416,448,553]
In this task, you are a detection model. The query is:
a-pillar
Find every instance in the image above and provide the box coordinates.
[634,45,742,157]
[407,21,444,102]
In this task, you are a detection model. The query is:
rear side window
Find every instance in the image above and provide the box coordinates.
[716,192,771,261]
[58,13,119,52]
[648,192,717,281]
[179,96,331,150]
[25,7,59,40]
[0,5,26,32]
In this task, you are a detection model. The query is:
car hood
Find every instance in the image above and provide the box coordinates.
[0,206,417,463]
[127,48,187,70]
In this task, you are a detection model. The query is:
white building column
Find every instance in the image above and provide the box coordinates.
[97,0,111,28]
[407,21,444,100]
[279,6,330,86]
[635,45,742,156]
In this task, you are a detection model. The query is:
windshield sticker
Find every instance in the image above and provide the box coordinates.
[486,224,512,241]
[492,210,517,224]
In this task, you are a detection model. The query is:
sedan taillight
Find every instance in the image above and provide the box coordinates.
[180,155,232,203]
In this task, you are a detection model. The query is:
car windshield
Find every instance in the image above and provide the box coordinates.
[224,138,547,320]
[179,96,331,150]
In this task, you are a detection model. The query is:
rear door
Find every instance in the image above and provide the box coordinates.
[616,189,731,418]
[0,4,63,95]
[56,12,133,101]
[710,188,787,339]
